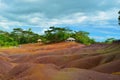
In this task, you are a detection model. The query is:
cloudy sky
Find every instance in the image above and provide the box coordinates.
[0,0,120,41]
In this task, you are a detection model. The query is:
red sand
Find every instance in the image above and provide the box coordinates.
[0,42,120,80]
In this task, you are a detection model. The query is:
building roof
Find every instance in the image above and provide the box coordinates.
[66,37,76,41]
[37,39,42,42]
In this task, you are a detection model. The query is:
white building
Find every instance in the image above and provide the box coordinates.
[66,37,76,42]
[37,39,42,43]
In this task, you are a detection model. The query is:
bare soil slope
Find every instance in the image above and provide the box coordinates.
[0,42,120,80]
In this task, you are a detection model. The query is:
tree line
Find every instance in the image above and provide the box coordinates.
[0,28,41,47]
[0,26,96,47]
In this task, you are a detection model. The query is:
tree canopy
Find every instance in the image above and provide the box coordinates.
[10,28,41,44]
[0,27,95,47]
[42,26,95,45]
[43,26,72,43]
[104,38,116,44]
[0,28,41,47]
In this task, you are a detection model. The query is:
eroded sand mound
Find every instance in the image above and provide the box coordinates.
[92,60,120,73]
[3,63,120,80]
[0,59,13,77]
[3,63,59,80]
[0,42,120,80]
[62,55,103,69]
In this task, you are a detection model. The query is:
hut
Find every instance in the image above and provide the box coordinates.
[66,37,76,42]
[37,39,42,43]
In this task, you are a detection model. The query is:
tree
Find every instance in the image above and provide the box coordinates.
[0,33,18,47]
[105,38,116,44]
[43,26,71,43]
[118,11,120,25]
[73,31,95,45]
[10,28,24,44]
[10,28,41,44]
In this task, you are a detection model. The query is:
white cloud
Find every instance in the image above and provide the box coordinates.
[0,8,119,30]
[0,0,119,29]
